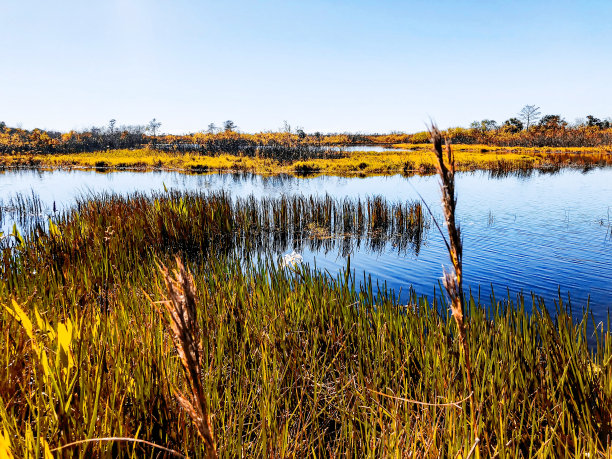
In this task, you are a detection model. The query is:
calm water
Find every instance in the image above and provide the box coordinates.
[339,145,411,152]
[1,168,611,320]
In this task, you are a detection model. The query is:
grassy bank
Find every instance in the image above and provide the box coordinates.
[1,144,611,176]
[1,191,611,457]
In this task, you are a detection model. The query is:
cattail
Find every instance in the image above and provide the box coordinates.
[156,257,217,458]
[429,124,478,443]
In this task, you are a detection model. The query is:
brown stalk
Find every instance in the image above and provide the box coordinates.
[156,257,217,458]
[429,124,478,443]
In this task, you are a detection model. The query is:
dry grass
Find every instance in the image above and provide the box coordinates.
[430,124,478,448]
[156,258,217,458]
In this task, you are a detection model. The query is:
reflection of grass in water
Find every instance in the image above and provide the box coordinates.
[0,191,51,240]
[0,191,429,259]
[1,144,611,176]
[0,190,611,456]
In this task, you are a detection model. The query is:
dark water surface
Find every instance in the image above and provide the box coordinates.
[1,168,611,320]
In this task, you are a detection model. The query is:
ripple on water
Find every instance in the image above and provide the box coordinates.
[1,167,611,320]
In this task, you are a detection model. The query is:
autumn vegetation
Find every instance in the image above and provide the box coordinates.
[1,108,612,157]
[0,108,610,177]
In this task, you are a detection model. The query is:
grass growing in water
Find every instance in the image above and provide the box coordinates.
[0,190,611,456]
[1,191,427,259]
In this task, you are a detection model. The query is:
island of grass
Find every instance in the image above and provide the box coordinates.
[2,143,611,176]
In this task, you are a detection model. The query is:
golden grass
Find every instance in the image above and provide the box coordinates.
[2,190,611,456]
[1,144,611,176]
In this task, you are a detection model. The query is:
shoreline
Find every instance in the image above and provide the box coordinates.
[1,144,611,177]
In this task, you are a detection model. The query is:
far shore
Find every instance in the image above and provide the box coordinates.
[1,144,611,177]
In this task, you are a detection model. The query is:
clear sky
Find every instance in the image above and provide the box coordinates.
[1,0,610,134]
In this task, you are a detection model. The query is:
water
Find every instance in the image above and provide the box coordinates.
[339,145,411,153]
[1,168,611,320]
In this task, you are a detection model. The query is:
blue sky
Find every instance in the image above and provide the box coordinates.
[1,0,610,134]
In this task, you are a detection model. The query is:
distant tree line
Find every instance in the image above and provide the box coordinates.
[0,118,164,155]
[1,107,611,156]
[0,118,372,157]
[456,105,612,147]
[469,105,611,133]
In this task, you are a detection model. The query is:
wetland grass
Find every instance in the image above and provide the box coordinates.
[0,191,47,227]
[1,191,428,259]
[0,188,611,456]
[2,144,611,176]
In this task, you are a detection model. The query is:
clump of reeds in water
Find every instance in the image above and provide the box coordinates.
[0,191,52,250]
[3,191,428,273]
[0,191,48,227]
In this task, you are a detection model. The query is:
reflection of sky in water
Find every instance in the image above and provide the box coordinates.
[1,168,611,320]
[338,145,413,153]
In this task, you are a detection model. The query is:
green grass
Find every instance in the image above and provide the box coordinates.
[0,191,611,457]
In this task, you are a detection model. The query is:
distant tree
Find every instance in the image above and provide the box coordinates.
[105,119,118,148]
[586,115,609,129]
[470,119,498,131]
[206,123,218,134]
[223,120,237,132]
[538,115,566,129]
[296,128,306,139]
[483,119,498,131]
[282,120,291,134]
[147,118,162,136]
[586,115,600,126]
[502,117,523,133]
[518,105,541,131]
[0,121,5,132]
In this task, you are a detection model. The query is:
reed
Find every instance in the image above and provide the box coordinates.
[430,124,477,449]
[1,191,428,264]
[0,191,47,227]
[156,258,217,458]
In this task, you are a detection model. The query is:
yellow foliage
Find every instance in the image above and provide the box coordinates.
[5,301,77,387]
[1,143,610,177]
[0,429,14,459]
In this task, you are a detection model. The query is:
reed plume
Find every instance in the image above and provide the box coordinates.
[157,257,217,458]
[429,124,478,444]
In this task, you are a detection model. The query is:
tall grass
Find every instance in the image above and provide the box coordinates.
[0,191,48,227]
[0,189,610,456]
[0,191,427,259]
